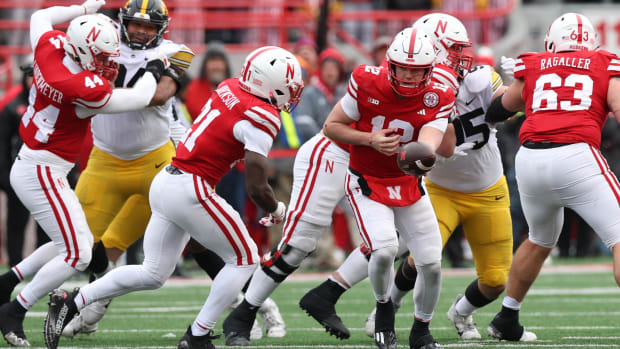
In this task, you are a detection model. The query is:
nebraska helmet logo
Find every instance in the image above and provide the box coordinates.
[86,27,101,43]
[423,91,439,108]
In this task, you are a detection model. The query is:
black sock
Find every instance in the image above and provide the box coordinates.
[192,249,225,280]
[375,300,395,331]
[465,279,494,307]
[499,305,519,318]
[8,299,27,315]
[87,243,109,280]
[394,259,417,292]
[237,299,260,314]
[411,318,430,334]
[0,270,20,289]
[316,279,346,304]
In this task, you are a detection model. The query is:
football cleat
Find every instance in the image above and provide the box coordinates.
[44,289,79,349]
[0,303,30,347]
[222,305,253,346]
[249,319,262,340]
[446,294,481,339]
[365,302,401,338]
[487,313,537,342]
[409,333,442,349]
[258,297,286,338]
[62,298,112,338]
[178,326,219,349]
[299,287,350,339]
[374,329,397,349]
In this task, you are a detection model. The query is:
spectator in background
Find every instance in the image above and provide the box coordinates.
[0,59,48,267]
[185,42,231,121]
[293,36,318,79]
[371,36,391,66]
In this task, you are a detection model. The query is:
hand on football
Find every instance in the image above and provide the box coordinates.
[81,0,105,14]
[500,56,516,78]
[369,128,401,156]
[259,201,286,227]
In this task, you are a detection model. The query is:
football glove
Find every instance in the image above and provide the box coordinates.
[81,0,105,15]
[436,142,476,164]
[259,201,286,227]
[500,56,516,79]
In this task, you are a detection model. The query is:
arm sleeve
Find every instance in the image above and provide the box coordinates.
[75,72,158,118]
[421,117,448,133]
[340,73,361,121]
[233,120,274,157]
[30,5,85,49]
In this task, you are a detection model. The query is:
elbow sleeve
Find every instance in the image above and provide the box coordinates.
[485,94,517,123]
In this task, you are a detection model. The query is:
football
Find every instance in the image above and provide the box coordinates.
[397,142,436,176]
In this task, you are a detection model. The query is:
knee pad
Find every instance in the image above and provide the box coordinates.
[370,245,398,267]
[479,269,508,288]
[260,243,307,283]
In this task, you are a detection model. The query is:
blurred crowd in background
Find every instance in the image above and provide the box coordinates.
[1,0,619,272]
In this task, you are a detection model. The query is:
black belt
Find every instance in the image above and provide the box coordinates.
[522,141,572,149]
[166,165,183,175]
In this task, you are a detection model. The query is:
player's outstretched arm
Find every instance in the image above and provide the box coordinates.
[30,0,105,49]
[485,78,525,123]
[75,71,158,118]
[607,77,620,123]
[244,150,286,227]
[323,102,400,156]
[435,123,456,158]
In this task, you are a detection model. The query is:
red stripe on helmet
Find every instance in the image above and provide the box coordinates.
[576,14,583,44]
[407,28,417,61]
[242,46,278,82]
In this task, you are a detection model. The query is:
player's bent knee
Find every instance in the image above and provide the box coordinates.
[480,270,508,288]
[415,261,441,281]
[73,246,93,272]
[371,245,398,267]
[261,243,307,283]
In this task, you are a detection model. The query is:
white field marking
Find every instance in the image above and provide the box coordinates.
[528,287,620,296]
[563,337,620,339]
[22,326,620,333]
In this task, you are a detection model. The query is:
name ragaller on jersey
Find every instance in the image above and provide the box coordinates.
[33,62,63,103]
[540,57,591,70]
[216,84,240,110]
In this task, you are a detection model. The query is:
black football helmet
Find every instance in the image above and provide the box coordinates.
[119,0,169,50]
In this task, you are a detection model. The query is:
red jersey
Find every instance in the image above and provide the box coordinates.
[20,30,112,163]
[515,50,620,148]
[344,65,455,179]
[173,79,281,186]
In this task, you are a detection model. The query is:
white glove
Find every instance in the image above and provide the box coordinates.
[436,142,475,163]
[500,56,516,78]
[81,0,105,15]
[259,201,286,227]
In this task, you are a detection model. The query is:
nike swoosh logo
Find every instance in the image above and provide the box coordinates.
[155,161,166,169]
[466,98,475,105]
[495,195,505,200]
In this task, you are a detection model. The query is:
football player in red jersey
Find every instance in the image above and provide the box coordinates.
[0,0,168,346]
[44,46,304,349]
[322,28,454,349]
[485,12,620,341]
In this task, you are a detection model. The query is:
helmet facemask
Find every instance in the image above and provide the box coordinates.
[445,41,473,79]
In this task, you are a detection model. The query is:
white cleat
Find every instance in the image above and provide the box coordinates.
[61,298,111,338]
[4,332,30,347]
[364,307,376,338]
[446,294,481,340]
[258,298,286,338]
[519,329,538,342]
[250,319,263,340]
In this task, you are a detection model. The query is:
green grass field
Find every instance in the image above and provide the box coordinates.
[6,264,620,348]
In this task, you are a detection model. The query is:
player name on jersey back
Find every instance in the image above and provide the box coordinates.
[33,63,63,104]
[540,56,590,70]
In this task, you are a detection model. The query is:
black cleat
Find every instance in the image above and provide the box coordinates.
[299,287,350,339]
[178,326,220,349]
[44,289,79,349]
[410,333,442,349]
[0,302,29,347]
[222,304,255,346]
[374,329,397,349]
[487,312,537,342]
[0,283,16,307]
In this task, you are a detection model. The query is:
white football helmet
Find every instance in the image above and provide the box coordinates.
[385,28,436,97]
[544,13,598,53]
[413,13,473,78]
[64,14,120,77]
[239,46,304,113]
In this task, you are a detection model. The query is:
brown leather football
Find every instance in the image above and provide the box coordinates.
[397,142,436,176]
